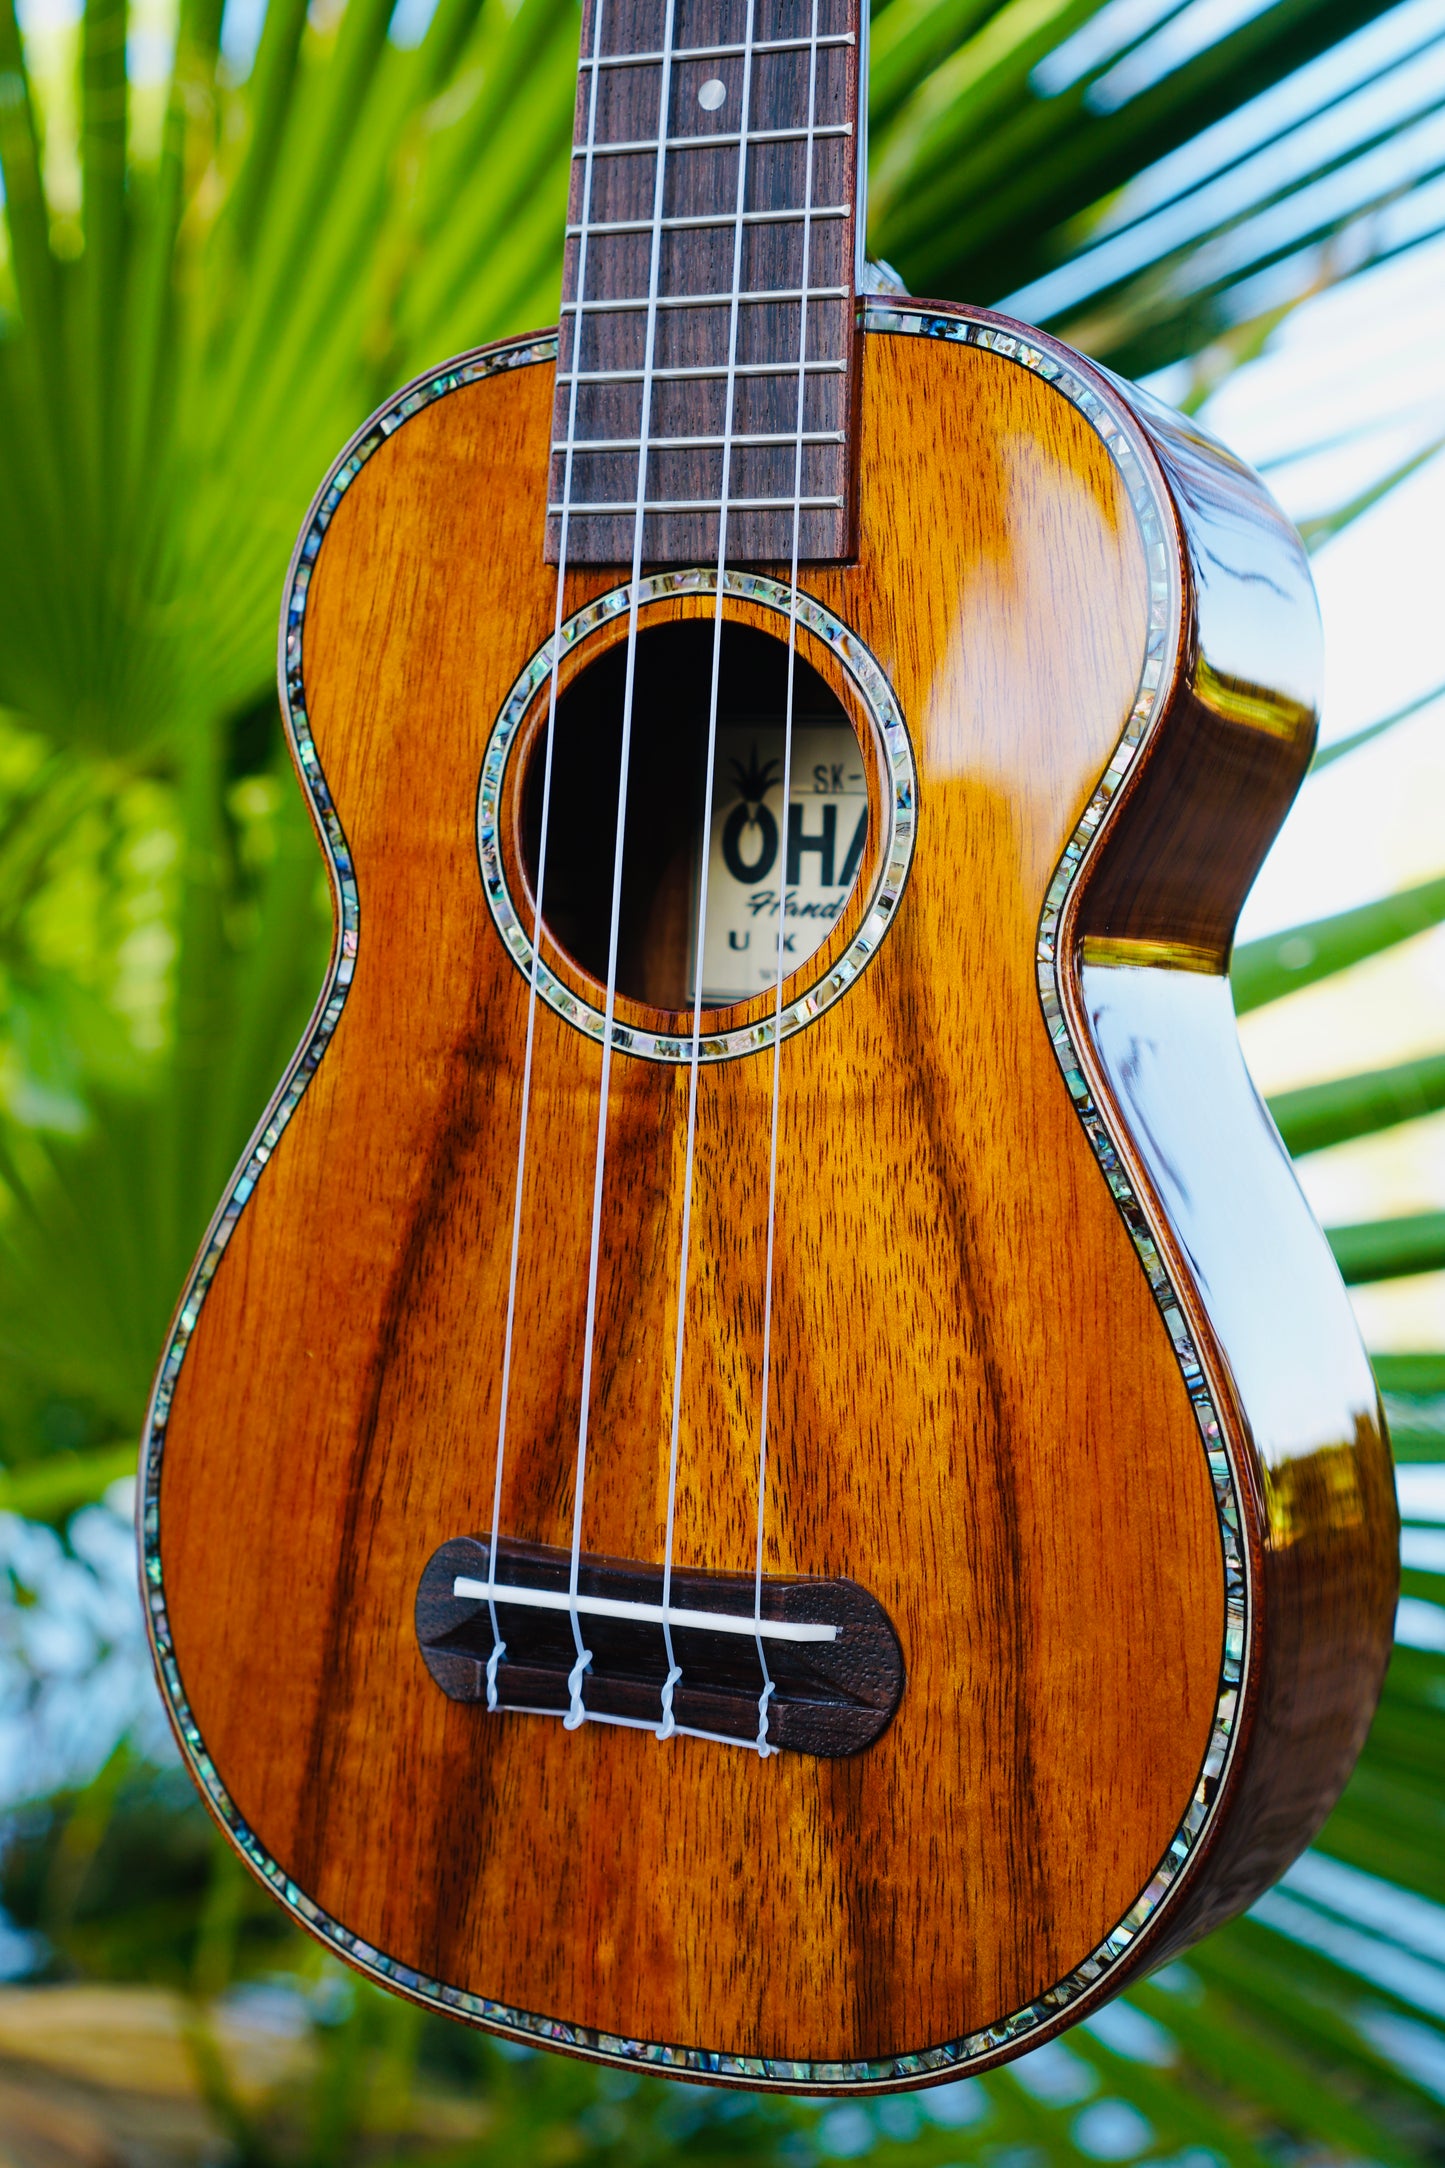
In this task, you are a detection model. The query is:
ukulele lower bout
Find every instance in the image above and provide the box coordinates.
[143,300,1397,2090]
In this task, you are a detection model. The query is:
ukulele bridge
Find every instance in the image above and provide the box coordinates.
[416,1536,904,1757]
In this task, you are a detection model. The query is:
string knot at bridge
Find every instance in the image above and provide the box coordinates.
[564,1645,593,1729]
[656,1663,683,1741]
[756,1677,777,1757]
[485,1638,506,1712]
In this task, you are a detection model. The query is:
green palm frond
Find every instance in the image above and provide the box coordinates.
[868,0,1445,371]
[1376,1351,1445,1394]
[1232,874,1445,1009]
[0,0,578,766]
[1311,681,1445,771]
[1270,1052,1445,1155]
[1329,1210,1445,1284]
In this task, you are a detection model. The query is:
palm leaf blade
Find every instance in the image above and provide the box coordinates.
[1327,1209,1445,1283]
[1270,1052,1445,1153]
[1232,875,1445,1011]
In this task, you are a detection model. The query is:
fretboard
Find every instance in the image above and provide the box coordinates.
[546,0,861,567]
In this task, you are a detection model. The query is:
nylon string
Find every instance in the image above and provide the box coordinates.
[566,0,682,1731]
[753,0,824,1756]
[484,0,609,1710]
[657,0,761,1744]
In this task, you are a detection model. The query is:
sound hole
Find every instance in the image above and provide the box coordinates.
[519,620,868,1013]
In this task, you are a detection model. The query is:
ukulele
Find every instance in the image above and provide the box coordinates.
[142,0,1399,2092]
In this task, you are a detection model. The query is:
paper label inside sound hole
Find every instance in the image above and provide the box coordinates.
[697,723,869,1003]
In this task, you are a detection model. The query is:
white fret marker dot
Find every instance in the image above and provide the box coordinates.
[698,78,727,110]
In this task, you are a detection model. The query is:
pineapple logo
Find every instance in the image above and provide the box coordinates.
[721,743,781,886]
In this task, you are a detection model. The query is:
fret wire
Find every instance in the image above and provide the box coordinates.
[579,30,854,67]
[551,430,846,451]
[547,495,845,513]
[552,0,857,562]
[555,358,848,383]
[572,122,850,156]
[565,205,849,236]
[556,0,854,470]
[561,285,848,314]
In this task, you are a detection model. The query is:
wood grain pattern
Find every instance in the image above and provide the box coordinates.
[146,307,1396,2084]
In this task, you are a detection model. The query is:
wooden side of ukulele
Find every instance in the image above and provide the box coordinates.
[142,298,1398,2088]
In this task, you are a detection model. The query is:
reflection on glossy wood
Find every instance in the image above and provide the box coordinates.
[149,306,1396,2086]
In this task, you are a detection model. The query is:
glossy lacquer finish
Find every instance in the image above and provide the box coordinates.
[1066,385,1398,1953]
[142,299,1398,2091]
[1078,964,1397,1947]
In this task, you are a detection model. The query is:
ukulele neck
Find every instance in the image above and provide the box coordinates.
[546,0,864,567]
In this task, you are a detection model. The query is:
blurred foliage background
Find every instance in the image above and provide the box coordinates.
[1,0,1444,2154]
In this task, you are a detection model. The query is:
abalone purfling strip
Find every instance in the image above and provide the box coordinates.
[476,569,915,1064]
